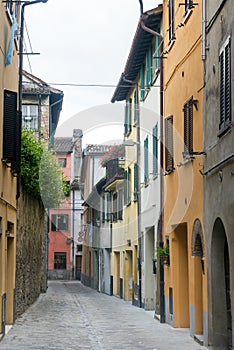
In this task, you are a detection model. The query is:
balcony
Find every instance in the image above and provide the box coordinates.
[105,158,124,187]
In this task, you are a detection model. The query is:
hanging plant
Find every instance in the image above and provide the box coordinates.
[100,145,125,167]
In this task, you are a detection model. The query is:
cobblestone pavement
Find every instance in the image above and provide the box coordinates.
[0,281,205,350]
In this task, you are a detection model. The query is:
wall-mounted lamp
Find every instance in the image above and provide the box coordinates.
[122,139,139,147]
[127,239,131,247]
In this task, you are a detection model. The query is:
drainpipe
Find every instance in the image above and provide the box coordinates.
[123,76,142,308]
[140,18,165,323]
[202,0,206,60]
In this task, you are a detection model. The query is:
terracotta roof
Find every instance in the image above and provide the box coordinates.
[54,137,73,153]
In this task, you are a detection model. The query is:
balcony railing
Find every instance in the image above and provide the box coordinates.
[106,158,124,184]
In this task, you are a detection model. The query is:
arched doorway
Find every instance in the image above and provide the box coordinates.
[191,219,205,337]
[211,218,232,349]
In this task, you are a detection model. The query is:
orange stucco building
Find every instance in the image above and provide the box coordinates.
[162,0,208,345]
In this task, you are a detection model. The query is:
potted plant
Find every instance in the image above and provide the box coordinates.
[156,244,170,265]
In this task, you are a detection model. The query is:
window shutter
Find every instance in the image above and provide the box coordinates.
[153,124,158,176]
[146,46,153,87]
[127,167,131,204]
[124,170,127,205]
[155,35,160,69]
[134,90,139,124]
[188,99,193,154]
[219,51,225,128]
[124,103,129,136]
[106,192,111,221]
[134,163,138,201]
[144,136,149,185]
[165,116,174,172]
[219,37,231,129]
[225,40,231,124]
[140,65,145,101]
[118,189,123,220]
[183,98,193,155]
[128,99,132,134]
[3,89,17,163]
[11,111,22,175]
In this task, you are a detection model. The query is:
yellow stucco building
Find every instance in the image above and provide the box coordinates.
[0,2,21,334]
[162,0,208,345]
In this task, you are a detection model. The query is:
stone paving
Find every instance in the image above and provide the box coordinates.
[0,281,205,350]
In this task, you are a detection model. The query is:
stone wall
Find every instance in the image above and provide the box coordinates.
[15,188,46,318]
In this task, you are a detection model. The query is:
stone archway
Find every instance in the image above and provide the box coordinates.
[211,218,232,349]
[191,219,205,336]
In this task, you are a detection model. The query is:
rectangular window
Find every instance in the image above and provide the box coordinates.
[124,168,131,205]
[106,192,111,221]
[113,192,118,222]
[134,163,138,201]
[154,34,161,70]
[3,89,17,163]
[22,105,39,130]
[219,37,231,131]
[58,158,67,168]
[146,45,153,88]
[153,123,158,176]
[133,90,139,124]
[51,214,69,231]
[124,99,132,136]
[144,136,149,186]
[117,189,123,220]
[54,252,66,270]
[140,64,146,101]
[165,116,174,173]
[183,97,193,156]
[168,0,175,43]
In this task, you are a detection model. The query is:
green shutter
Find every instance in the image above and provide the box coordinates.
[127,167,131,204]
[134,163,138,201]
[128,99,132,134]
[144,137,149,185]
[124,170,127,205]
[106,192,111,221]
[140,65,145,101]
[124,103,129,136]
[146,46,153,87]
[155,35,160,69]
[153,124,158,176]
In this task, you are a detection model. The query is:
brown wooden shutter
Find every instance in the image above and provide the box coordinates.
[165,116,174,172]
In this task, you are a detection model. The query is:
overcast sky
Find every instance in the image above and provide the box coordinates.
[24,0,161,144]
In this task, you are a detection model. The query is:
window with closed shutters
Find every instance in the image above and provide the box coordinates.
[168,0,175,43]
[153,123,158,176]
[165,116,174,172]
[219,37,231,131]
[183,97,193,157]
[144,136,149,186]
[3,89,17,163]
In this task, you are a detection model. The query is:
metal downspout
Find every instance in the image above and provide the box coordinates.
[140,18,165,323]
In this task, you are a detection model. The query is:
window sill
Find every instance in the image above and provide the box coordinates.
[218,122,232,138]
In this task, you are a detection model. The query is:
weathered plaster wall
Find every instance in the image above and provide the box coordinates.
[15,189,46,318]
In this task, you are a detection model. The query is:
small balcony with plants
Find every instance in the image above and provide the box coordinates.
[101,145,125,189]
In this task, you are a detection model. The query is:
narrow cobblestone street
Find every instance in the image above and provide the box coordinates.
[0,281,205,350]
